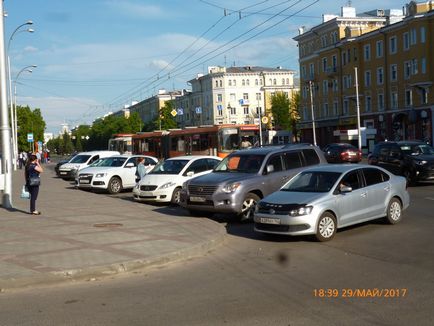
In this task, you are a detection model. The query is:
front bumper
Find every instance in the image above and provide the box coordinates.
[58,169,77,180]
[253,212,318,236]
[132,187,172,203]
[179,189,242,214]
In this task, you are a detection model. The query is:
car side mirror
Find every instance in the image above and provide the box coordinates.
[340,185,352,193]
[125,162,135,168]
[186,171,194,177]
[266,165,274,174]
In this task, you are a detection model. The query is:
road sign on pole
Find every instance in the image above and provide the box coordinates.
[27,133,33,142]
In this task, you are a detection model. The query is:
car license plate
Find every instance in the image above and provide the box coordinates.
[80,179,90,184]
[60,172,66,175]
[190,196,206,202]
[260,217,280,225]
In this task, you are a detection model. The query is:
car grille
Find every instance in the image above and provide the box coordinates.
[78,173,93,184]
[140,185,158,191]
[256,203,301,215]
[186,199,214,206]
[188,185,218,196]
[255,223,309,232]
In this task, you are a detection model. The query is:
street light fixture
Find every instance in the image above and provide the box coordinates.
[7,20,34,170]
[14,65,37,159]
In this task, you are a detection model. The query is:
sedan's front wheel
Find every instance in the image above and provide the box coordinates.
[315,212,337,242]
[385,197,402,224]
[108,177,122,194]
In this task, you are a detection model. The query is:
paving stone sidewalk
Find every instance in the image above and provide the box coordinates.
[0,162,226,290]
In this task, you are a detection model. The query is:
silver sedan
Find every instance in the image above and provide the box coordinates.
[254,164,410,241]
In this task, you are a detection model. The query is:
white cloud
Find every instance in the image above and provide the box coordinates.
[24,46,38,53]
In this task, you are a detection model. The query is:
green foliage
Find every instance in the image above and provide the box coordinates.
[289,92,301,142]
[154,101,177,130]
[270,92,292,130]
[16,105,46,152]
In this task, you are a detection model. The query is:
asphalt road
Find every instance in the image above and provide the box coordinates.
[1,183,433,326]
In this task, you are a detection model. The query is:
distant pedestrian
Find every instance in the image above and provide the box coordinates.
[25,154,43,215]
[135,157,146,182]
[18,151,24,169]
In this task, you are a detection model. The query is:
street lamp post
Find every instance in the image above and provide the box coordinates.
[309,80,317,146]
[354,67,362,151]
[14,65,37,159]
[7,21,34,170]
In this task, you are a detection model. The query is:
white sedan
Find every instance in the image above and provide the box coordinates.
[133,155,221,204]
[76,155,158,194]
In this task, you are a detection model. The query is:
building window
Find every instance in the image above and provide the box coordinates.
[421,88,428,104]
[247,79,250,86]
[421,57,426,74]
[343,100,349,115]
[404,61,411,79]
[390,64,398,81]
[230,93,236,102]
[233,79,236,86]
[242,79,246,86]
[273,79,277,85]
[421,26,426,43]
[410,28,417,45]
[411,59,418,75]
[365,95,372,112]
[286,78,289,85]
[302,86,307,99]
[301,66,306,79]
[282,78,285,85]
[230,107,237,115]
[255,79,259,86]
[323,80,328,95]
[332,55,337,69]
[217,108,223,116]
[217,94,222,102]
[403,32,410,50]
[405,89,412,107]
[333,79,338,92]
[364,44,371,61]
[391,91,398,109]
[389,36,397,54]
[343,76,348,89]
[322,103,328,117]
[309,63,315,79]
[333,101,338,116]
[215,80,219,88]
[378,93,384,111]
[377,67,384,85]
[322,57,327,72]
[243,106,249,115]
[219,80,222,87]
[364,71,371,87]
[228,80,232,86]
[342,51,347,65]
[376,40,383,57]
[259,78,263,85]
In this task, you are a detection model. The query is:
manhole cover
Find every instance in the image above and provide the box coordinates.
[93,223,123,228]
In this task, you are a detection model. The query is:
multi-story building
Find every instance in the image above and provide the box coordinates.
[175,66,297,130]
[294,1,433,150]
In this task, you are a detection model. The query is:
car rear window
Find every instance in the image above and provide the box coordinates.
[302,149,320,166]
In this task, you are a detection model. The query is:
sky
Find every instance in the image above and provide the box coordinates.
[4,0,403,134]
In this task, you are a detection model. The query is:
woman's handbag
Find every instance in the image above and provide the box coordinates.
[28,176,41,186]
[20,185,30,199]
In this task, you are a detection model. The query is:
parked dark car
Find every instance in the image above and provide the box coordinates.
[368,141,434,184]
[54,154,76,177]
[323,143,362,163]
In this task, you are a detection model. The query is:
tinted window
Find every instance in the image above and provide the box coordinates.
[70,154,91,163]
[389,146,401,158]
[185,159,209,174]
[282,171,341,193]
[302,149,320,166]
[341,171,361,190]
[267,155,283,172]
[283,151,302,169]
[379,145,390,156]
[363,168,388,186]
[206,158,220,169]
[89,155,100,164]
[144,157,156,165]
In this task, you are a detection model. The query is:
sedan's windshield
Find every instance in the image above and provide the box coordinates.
[400,144,434,155]
[94,157,127,167]
[70,155,91,164]
[214,154,265,173]
[149,159,188,175]
[282,171,342,193]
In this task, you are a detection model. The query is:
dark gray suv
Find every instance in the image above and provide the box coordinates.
[179,144,328,220]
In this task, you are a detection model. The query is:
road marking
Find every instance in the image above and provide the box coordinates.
[425,197,434,201]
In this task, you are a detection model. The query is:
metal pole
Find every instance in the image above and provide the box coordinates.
[354,67,362,151]
[258,100,262,146]
[7,55,17,170]
[309,80,317,146]
[0,1,14,208]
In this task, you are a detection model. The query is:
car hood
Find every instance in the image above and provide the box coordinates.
[78,166,121,174]
[412,154,434,161]
[261,190,326,206]
[188,172,257,185]
[59,163,82,170]
[140,174,182,186]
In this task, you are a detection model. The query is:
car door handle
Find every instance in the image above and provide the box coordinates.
[360,192,367,198]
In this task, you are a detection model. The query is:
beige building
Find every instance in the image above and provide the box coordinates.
[294,1,433,150]
[175,66,298,131]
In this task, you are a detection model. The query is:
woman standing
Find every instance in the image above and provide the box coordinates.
[135,157,146,182]
[25,154,43,215]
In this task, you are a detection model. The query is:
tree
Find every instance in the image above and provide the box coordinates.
[270,92,292,130]
[16,105,46,152]
[289,92,301,142]
[154,101,177,130]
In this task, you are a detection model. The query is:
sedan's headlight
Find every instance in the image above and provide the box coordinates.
[415,160,427,165]
[222,182,241,193]
[159,182,176,189]
[289,206,313,217]
[95,173,107,178]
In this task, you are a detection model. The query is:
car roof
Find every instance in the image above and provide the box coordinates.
[230,143,317,156]
[302,164,382,174]
[166,155,221,161]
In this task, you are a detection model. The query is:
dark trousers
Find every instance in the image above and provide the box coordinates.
[28,185,39,212]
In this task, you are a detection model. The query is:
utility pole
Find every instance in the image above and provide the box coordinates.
[354,67,362,151]
[309,80,317,146]
[0,1,14,208]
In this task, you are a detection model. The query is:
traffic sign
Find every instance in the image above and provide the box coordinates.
[261,117,269,124]
[171,109,177,117]
[27,133,33,142]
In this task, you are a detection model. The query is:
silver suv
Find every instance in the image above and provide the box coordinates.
[179,144,328,220]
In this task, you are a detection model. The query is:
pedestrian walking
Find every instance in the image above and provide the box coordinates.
[25,154,43,215]
[135,157,146,182]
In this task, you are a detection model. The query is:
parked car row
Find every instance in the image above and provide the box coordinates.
[55,141,423,242]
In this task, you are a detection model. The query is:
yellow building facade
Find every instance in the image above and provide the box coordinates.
[294,1,433,150]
